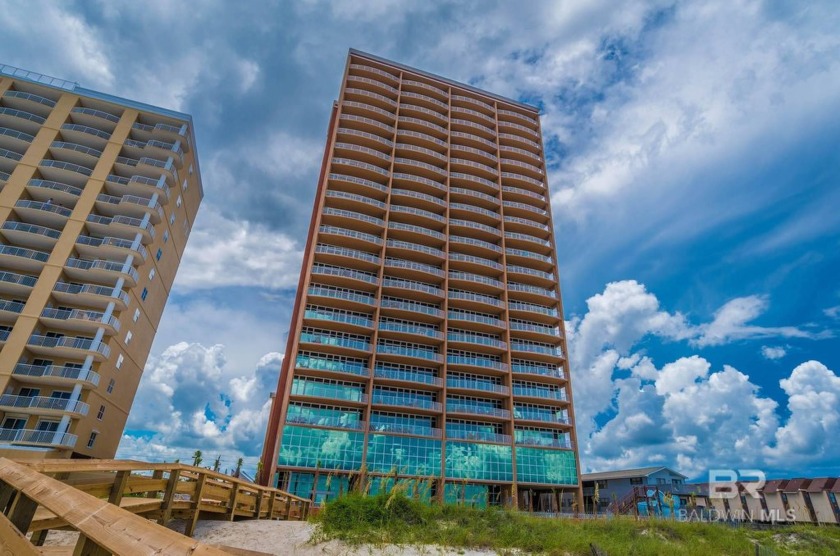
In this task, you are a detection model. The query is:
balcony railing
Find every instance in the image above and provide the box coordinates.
[369,422,442,438]
[2,221,60,239]
[40,307,120,331]
[0,299,24,313]
[39,160,92,177]
[384,258,444,277]
[448,271,504,289]
[0,127,34,143]
[14,200,73,217]
[0,394,89,415]
[372,393,441,411]
[3,90,57,107]
[447,332,506,350]
[0,270,37,288]
[27,334,110,358]
[0,107,45,124]
[376,343,443,362]
[446,402,510,419]
[449,252,502,271]
[374,366,442,386]
[307,284,376,306]
[13,363,100,387]
[285,415,365,431]
[446,377,508,395]
[71,107,120,123]
[380,297,443,317]
[382,277,443,297]
[0,428,76,448]
[378,320,443,340]
[64,258,140,283]
[447,354,507,372]
[0,244,50,262]
[513,384,567,401]
[447,429,511,444]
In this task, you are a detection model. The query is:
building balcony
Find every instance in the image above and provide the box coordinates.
[328,172,388,198]
[390,188,446,212]
[498,119,540,138]
[448,289,504,311]
[284,415,366,432]
[334,141,392,166]
[0,221,60,250]
[510,341,564,362]
[48,141,102,167]
[447,353,508,374]
[318,224,382,250]
[446,331,507,353]
[40,307,120,335]
[449,202,500,226]
[314,243,381,271]
[0,244,50,272]
[0,394,89,417]
[387,221,446,245]
[52,281,129,311]
[450,157,498,181]
[446,402,510,420]
[448,253,503,276]
[511,360,565,380]
[391,172,447,195]
[508,282,557,304]
[399,102,447,126]
[12,363,100,389]
[325,189,387,214]
[349,63,399,83]
[393,156,446,180]
[0,428,76,450]
[373,365,442,387]
[498,132,540,153]
[450,171,499,195]
[498,108,538,126]
[0,170,9,185]
[402,79,448,101]
[452,94,494,114]
[0,126,34,151]
[346,75,399,97]
[0,270,37,296]
[380,296,444,320]
[446,376,509,396]
[386,239,445,265]
[451,117,495,140]
[513,384,567,403]
[321,207,384,234]
[299,328,371,354]
[303,306,374,333]
[64,258,139,288]
[59,123,110,149]
[38,159,92,187]
[13,200,72,229]
[506,265,555,288]
[447,429,511,445]
[311,263,379,289]
[389,204,446,228]
[448,271,504,294]
[504,231,552,251]
[513,408,570,426]
[342,100,396,125]
[290,385,368,406]
[450,187,499,210]
[371,393,442,412]
[344,87,398,111]
[401,90,449,112]
[70,106,120,130]
[502,185,545,204]
[384,257,444,280]
[501,159,543,181]
[104,173,171,203]
[377,319,443,342]
[514,433,573,450]
[86,214,155,244]
[502,201,548,224]
[0,298,24,322]
[509,320,562,342]
[501,171,545,192]
[451,105,496,126]
[376,342,443,364]
[499,144,542,165]
[75,235,147,262]
[339,114,395,137]
[450,235,502,258]
[123,138,185,167]
[0,107,45,135]
[397,115,448,138]
[382,276,444,303]
[307,284,377,310]
[447,310,506,332]
[503,215,550,236]
[2,90,56,116]
[131,121,188,144]
[113,155,176,183]
[395,143,448,168]
[369,422,442,438]
[508,301,560,324]
[448,218,501,242]
[396,129,447,151]
[93,194,165,224]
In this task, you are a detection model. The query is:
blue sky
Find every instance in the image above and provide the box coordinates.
[1,0,837,479]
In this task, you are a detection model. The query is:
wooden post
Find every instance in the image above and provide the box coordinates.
[267,491,278,519]
[184,472,208,537]
[255,490,264,519]
[108,470,131,505]
[156,469,181,525]
[227,483,240,521]
[284,496,292,519]
[30,529,49,546]
[0,479,15,513]
[72,533,110,556]
[8,492,39,534]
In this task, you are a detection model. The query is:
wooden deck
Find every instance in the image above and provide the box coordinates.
[0,458,311,555]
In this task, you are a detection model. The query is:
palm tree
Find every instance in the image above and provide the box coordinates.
[192,450,203,467]
[213,455,221,472]
[256,460,264,484]
[234,457,244,478]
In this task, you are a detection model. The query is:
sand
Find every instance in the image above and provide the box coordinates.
[38,520,500,555]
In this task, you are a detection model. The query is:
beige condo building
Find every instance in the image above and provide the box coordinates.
[0,65,202,459]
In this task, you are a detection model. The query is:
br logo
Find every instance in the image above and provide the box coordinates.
[709,469,766,499]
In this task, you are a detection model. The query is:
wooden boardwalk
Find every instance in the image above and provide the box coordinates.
[0,458,311,555]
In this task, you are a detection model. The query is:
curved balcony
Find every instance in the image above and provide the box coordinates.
[508,282,557,304]
[290,383,368,407]
[400,90,449,112]
[64,258,139,287]
[124,138,185,166]
[387,221,446,244]
[369,422,442,438]
[343,87,398,111]
[374,364,442,387]
[513,383,567,403]
[342,100,396,124]
[448,289,504,311]
[49,141,102,167]
[382,276,444,302]
[318,225,382,250]
[390,188,446,212]
[450,171,499,195]
[505,231,551,251]
[396,129,447,151]
[380,296,444,320]
[13,363,100,389]
[40,307,120,335]
[446,400,510,420]
[399,101,447,125]
[513,405,569,426]
[339,114,395,137]
[0,299,24,321]
[397,116,447,138]
[284,415,366,432]
[451,94,495,115]
[392,172,446,195]
[70,106,121,129]
[502,185,546,205]
[498,119,540,139]
[75,235,148,262]
[451,118,495,141]
[0,126,34,151]
[508,301,560,324]
[451,143,497,165]
[447,375,509,396]
[2,90,56,116]
[377,319,443,341]
[321,207,384,234]
[303,306,374,333]
[299,328,372,355]
[311,263,379,290]
[0,244,49,272]
[0,394,90,417]
[86,214,155,244]
[113,155,176,183]
[504,215,549,235]
[386,239,445,265]
[330,152,392,184]
[448,252,503,273]
[502,171,545,192]
[510,340,564,361]
[450,157,498,182]
[104,173,171,203]
[0,270,37,296]
[1,221,60,250]
[53,281,130,311]
[337,127,394,152]
[376,340,443,364]
[447,351,507,373]
[498,108,538,128]
[509,320,562,343]
[402,79,448,100]
[307,284,376,309]
[13,200,71,229]
[60,123,110,149]
[328,172,388,198]
[389,204,446,228]
[447,271,504,294]
[451,105,496,128]
[0,428,76,449]
[0,107,45,134]
[314,243,381,272]
[502,201,548,221]
[511,359,565,380]
[0,170,9,184]
[334,141,392,166]
[506,265,554,288]
[499,144,542,164]
[449,203,500,226]
[447,428,511,445]
[449,219,501,242]
[450,235,502,258]
[324,189,387,214]
[498,132,540,153]
[346,75,399,97]
[348,63,399,83]
[451,130,497,153]
[395,142,447,166]
[38,160,92,187]
[25,179,82,206]
[450,187,499,210]
[393,156,446,179]
[447,331,507,353]
[505,247,554,271]
[295,351,370,379]
[383,257,444,280]
[447,309,506,332]
[27,334,110,361]
[131,121,187,143]
[371,391,442,413]
[501,158,543,180]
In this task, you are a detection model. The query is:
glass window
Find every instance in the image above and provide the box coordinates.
[445,442,512,482]
[87,432,97,448]
[156,248,163,260]
[515,447,577,485]
[97,405,105,420]
[278,425,364,471]
[366,434,442,476]
[116,354,124,368]
[133,308,140,322]
[141,288,148,301]
[107,379,115,394]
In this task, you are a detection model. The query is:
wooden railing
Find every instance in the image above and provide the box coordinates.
[0,458,311,554]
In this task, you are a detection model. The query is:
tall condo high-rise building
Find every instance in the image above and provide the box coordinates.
[0,65,202,459]
[262,50,580,509]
